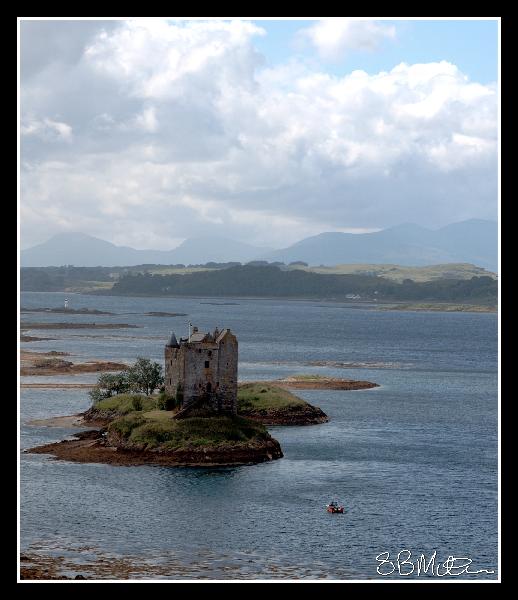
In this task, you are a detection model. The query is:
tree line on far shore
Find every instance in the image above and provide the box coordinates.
[20,263,497,305]
[109,265,497,304]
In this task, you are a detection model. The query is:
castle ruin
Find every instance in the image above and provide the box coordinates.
[164,326,238,414]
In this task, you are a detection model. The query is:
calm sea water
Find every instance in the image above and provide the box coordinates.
[20,292,498,580]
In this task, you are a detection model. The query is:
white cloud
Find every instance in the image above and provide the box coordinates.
[133,106,159,132]
[84,19,266,99]
[301,19,396,61]
[21,117,73,141]
[20,20,497,250]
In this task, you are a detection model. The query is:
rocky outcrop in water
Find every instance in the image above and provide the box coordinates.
[27,428,283,467]
[239,404,328,425]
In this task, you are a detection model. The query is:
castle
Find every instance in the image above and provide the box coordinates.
[164,326,238,414]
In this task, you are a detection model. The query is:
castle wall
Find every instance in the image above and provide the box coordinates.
[164,329,238,414]
[164,346,183,396]
[216,331,238,414]
[183,342,219,407]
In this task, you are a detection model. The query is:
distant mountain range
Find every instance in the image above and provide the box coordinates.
[20,233,273,268]
[262,219,497,272]
[21,219,497,271]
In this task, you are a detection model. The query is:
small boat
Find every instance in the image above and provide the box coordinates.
[327,502,344,514]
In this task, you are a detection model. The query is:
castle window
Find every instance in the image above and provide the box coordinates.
[208,351,212,357]
[205,361,210,368]
[198,349,201,354]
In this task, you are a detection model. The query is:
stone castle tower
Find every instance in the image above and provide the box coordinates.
[164,326,238,414]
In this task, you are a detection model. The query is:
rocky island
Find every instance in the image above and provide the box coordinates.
[28,327,285,466]
[21,321,139,330]
[237,383,328,425]
[21,306,115,315]
[20,349,127,377]
[30,401,284,467]
[26,325,378,467]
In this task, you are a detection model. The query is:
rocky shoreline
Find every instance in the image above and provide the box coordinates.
[21,334,55,342]
[19,545,346,580]
[27,428,283,467]
[21,360,127,377]
[21,307,114,315]
[239,404,328,425]
[379,302,496,313]
[21,321,139,330]
[20,350,127,376]
[21,382,95,389]
[271,377,379,391]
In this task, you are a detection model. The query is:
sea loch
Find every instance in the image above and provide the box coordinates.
[20,292,497,580]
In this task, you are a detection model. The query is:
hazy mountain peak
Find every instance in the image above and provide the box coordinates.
[262,220,497,271]
[20,220,497,270]
[383,222,426,233]
[21,232,273,267]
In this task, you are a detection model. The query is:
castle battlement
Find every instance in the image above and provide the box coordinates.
[164,326,238,414]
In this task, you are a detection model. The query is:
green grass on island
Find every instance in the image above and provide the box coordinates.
[91,392,275,451]
[107,412,269,451]
[92,394,158,414]
[92,385,311,417]
[90,384,316,451]
[93,384,312,420]
[237,383,306,411]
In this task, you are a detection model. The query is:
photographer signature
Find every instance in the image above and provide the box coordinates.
[376,550,495,577]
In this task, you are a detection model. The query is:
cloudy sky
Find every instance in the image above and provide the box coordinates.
[20,18,498,250]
